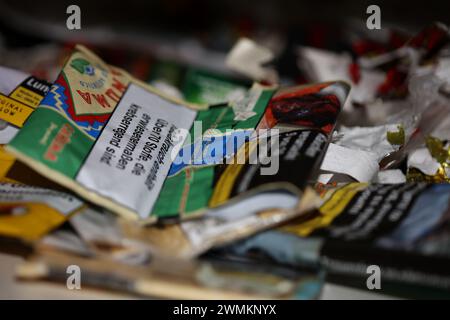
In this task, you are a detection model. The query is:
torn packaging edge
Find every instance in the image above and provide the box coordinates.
[4,83,271,224]
[319,143,379,182]
[5,144,154,223]
[185,187,322,258]
[3,45,209,224]
[75,45,209,112]
[5,83,272,224]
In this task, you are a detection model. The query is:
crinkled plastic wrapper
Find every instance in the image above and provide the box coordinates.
[119,82,350,257]
[33,80,350,259]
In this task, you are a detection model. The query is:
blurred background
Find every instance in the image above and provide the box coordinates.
[1,0,449,82]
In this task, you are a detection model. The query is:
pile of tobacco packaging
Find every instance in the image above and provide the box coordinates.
[1,19,450,299]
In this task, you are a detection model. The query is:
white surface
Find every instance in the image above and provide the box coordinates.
[226,38,277,82]
[0,252,392,300]
[376,169,406,184]
[336,125,398,162]
[408,148,440,176]
[320,143,379,182]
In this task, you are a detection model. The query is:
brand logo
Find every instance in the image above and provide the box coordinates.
[45,61,128,139]
[70,58,95,76]
[44,123,75,162]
